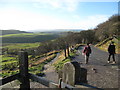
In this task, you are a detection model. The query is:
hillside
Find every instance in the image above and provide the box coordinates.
[94,15,120,41]
[1,33,59,43]
[95,37,119,54]
[0,30,30,35]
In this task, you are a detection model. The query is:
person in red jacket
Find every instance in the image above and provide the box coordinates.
[82,43,92,64]
[107,41,116,64]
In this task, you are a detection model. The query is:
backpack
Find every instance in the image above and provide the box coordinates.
[83,46,91,54]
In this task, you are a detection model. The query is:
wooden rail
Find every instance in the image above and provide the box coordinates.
[0,73,20,85]
[29,73,58,88]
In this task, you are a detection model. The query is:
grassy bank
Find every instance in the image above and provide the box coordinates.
[53,45,79,72]
[95,38,120,54]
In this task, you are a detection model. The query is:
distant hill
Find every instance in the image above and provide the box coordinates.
[0,30,30,35]
[31,29,83,33]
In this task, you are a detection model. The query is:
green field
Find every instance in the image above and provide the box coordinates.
[1,51,58,78]
[3,43,40,49]
[1,32,59,78]
[0,33,49,37]
[1,32,59,43]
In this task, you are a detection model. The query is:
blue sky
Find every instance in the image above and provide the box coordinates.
[0,0,118,31]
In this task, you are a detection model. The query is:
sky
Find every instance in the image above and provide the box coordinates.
[0,0,119,31]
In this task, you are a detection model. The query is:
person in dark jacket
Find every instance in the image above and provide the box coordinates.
[107,41,116,64]
[82,43,92,64]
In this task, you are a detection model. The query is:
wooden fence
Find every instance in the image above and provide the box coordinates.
[0,51,102,90]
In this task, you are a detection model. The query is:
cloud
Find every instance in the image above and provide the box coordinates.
[0,0,80,12]
[73,15,109,29]
[0,0,116,32]
[0,8,74,30]
[0,0,118,13]
[0,0,119,3]
[0,7,110,31]
[32,0,79,12]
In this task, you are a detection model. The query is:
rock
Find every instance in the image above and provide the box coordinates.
[91,68,97,73]
[61,61,87,86]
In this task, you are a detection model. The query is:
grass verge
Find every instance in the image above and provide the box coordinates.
[53,46,78,73]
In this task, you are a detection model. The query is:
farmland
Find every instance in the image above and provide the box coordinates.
[0,32,61,78]
[2,43,40,49]
[1,51,58,78]
[1,33,49,37]
[1,41,59,78]
[1,32,60,43]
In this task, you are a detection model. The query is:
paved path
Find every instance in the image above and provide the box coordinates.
[74,45,119,88]
[43,53,60,83]
[30,53,60,88]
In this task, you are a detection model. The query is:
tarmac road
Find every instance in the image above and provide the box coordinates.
[74,45,119,88]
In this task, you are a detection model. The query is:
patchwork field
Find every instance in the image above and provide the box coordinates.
[1,33,59,43]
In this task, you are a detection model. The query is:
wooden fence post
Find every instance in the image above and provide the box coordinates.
[64,49,67,58]
[18,51,30,90]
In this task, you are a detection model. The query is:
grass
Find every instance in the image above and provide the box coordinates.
[1,55,18,70]
[31,53,57,66]
[0,55,17,62]
[53,44,81,72]
[53,50,77,72]
[1,50,58,78]
[1,32,59,43]
[1,69,19,78]
[117,37,120,40]
[69,51,77,57]
[53,51,65,65]
[29,64,44,75]
[0,33,49,37]
[28,51,58,76]
[2,60,17,65]
[3,43,40,49]
[54,58,71,72]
